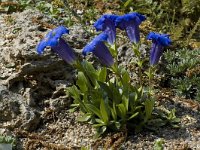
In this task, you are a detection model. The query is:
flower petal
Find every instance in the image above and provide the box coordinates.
[125,22,140,43]
[53,26,69,39]
[104,24,116,44]
[94,14,118,44]
[93,42,114,66]
[147,32,172,65]
[115,12,146,30]
[94,14,118,31]
[115,12,146,43]
[150,42,163,65]
[36,26,70,55]
[82,41,96,56]
[82,33,108,56]
[82,33,113,66]
[37,39,48,55]
[52,38,76,64]
[46,37,59,47]
[147,32,171,46]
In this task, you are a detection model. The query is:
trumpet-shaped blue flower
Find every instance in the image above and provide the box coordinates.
[115,12,146,43]
[147,32,172,65]
[94,14,118,45]
[37,26,76,64]
[83,33,114,67]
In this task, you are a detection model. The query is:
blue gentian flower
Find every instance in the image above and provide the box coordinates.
[115,12,146,43]
[94,14,118,45]
[37,26,76,64]
[83,33,114,67]
[147,32,171,65]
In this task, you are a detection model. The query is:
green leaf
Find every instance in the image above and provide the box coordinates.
[81,146,90,150]
[132,43,141,57]
[144,99,155,122]
[117,104,127,120]
[97,126,107,136]
[109,82,122,104]
[108,43,118,57]
[154,138,164,150]
[124,0,133,8]
[76,72,88,92]
[70,104,79,107]
[122,95,129,112]
[171,118,181,123]
[98,81,111,97]
[114,122,121,130]
[85,104,101,119]
[138,86,143,93]
[89,90,102,107]
[128,112,139,120]
[67,85,80,101]
[121,71,130,96]
[68,106,78,113]
[100,99,109,125]
[93,123,105,128]
[67,85,87,112]
[110,103,117,121]
[98,67,107,82]
[0,135,15,145]
[136,86,143,98]
[137,60,143,68]
[77,114,91,122]
[81,60,98,86]
[122,70,130,85]
[95,118,105,124]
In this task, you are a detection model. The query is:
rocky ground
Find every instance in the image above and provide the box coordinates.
[0,9,200,150]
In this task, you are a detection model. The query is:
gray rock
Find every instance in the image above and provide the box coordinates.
[0,85,40,131]
[0,9,88,102]
[0,9,89,132]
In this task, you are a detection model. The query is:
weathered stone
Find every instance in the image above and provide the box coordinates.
[0,9,88,132]
[0,85,40,131]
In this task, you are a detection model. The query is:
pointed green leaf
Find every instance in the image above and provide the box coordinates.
[89,90,102,107]
[117,104,127,120]
[109,82,122,104]
[122,95,129,112]
[128,112,139,120]
[76,72,88,92]
[100,99,109,124]
[77,114,91,122]
[81,60,98,86]
[110,102,117,121]
[68,107,77,113]
[98,81,111,96]
[95,118,105,124]
[98,67,107,82]
[67,85,87,112]
[67,85,80,100]
[85,104,101,119]
[124,0,133,8]
[122,70,130,85]
[145,99,155,121]
[97,126,107,135]
[93,123,105,128]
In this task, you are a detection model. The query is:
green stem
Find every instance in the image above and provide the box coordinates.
[111,63,122,81]
[73,60,82,71]
[138,61,142,86]
[109,42,122,80]
[110,42,118,61]
[148,66,155,97]
[132,43,143,86]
